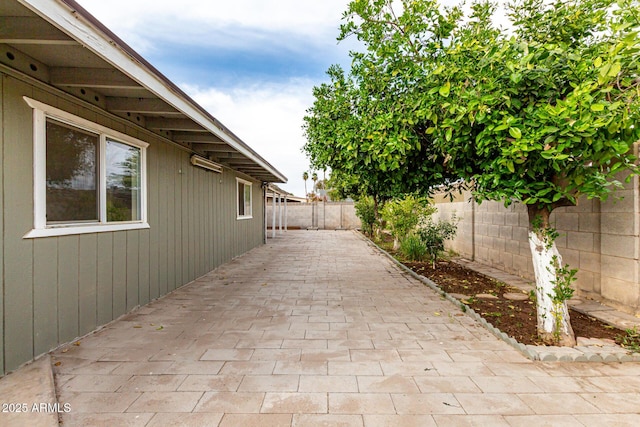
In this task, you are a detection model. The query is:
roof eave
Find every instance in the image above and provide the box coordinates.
[16,0,287,184]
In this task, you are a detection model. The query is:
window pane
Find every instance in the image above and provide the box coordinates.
[238,182,245,216]
[244,184,251,215]
[46,119,98,223]
[106,139,141,222]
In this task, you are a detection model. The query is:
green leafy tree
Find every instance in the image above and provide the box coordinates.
[322,0,640,345]
[303,61,455,210]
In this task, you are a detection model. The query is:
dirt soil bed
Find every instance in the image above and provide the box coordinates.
[403,260,622,346]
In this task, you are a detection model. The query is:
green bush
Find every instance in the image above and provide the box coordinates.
[399,234,427,261]
[354,196,378,237]
[381,195,435,248]
[417,215,458,268]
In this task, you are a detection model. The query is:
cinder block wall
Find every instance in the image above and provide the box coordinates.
[267,202,361,230]
[433,178,640,315]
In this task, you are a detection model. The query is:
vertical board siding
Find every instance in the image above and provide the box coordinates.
[158,143,169,297]
[148,141,159,301]
[180,154,187,286]
[0,73,5,373]
[3,76,34,372]
[126,231,140,311]
[163,144,174,295]
[112,231,127,318]
[96,233,114,326]
[33,238,58,356]
[188,162,196,279]
[78,234,98,336]
[57,235,79,344]
[139,230,151,307]
[1,74,268,374]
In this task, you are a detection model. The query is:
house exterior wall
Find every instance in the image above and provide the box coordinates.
[0,71,265,375]
[432,178,640,316]
[267,202,361,230]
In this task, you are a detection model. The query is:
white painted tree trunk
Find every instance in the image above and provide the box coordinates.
[529,231,576,346]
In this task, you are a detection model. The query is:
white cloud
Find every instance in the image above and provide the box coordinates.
[75,0,509,198]
[183,80,316,196]
[74,0,350,196]
[77,0,350,52]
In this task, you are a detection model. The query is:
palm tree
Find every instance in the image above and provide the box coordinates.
[312,172,318,194]
[302,171,309,202]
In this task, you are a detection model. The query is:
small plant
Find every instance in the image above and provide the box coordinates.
[417,215,458,269]
[531,216,560,250]
[463,296,477,305]
[354,196,378,237]
[399,234,427,261]
[617,326,640,353]
[547,255,577,344]
[381,195,435,250]
[485,312,503,318]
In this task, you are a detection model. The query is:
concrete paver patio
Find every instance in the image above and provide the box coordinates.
[48,231,640,425]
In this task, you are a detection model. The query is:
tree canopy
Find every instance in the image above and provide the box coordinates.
[305,0,640,209]
[303,0,640,345]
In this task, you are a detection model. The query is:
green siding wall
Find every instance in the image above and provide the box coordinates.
[0,72,267,375]
[0,70,4,373]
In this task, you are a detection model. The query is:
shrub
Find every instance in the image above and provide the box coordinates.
[381,195,435,249]
[418,215,458,269]
[354,196,378,237]
[400,234,427,261]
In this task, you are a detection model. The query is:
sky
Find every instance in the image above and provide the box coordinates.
[75,0,357,197]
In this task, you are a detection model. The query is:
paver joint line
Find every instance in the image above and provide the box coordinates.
[361,231,640,363]
[4,230,640,425]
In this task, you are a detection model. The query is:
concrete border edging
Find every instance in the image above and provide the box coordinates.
[0,355,59,426]
[355,230,640,363]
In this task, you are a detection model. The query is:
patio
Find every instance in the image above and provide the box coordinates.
[4,230,640,426]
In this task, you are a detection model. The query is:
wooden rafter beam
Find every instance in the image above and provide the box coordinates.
[106,97,180,114]
[0,17,76,44]
[173,132,223,143]
[146,118,205,131]
[226,159,260,166]
[193,144,237,153]
[50,67,143,89]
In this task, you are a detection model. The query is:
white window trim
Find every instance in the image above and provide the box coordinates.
[23,96,150,238]
[236,177,253,220]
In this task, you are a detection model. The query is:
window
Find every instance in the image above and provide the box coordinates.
[236,178,252,219]
[24,97,149,238]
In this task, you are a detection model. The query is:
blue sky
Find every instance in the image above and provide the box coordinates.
[76,0,356,196]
